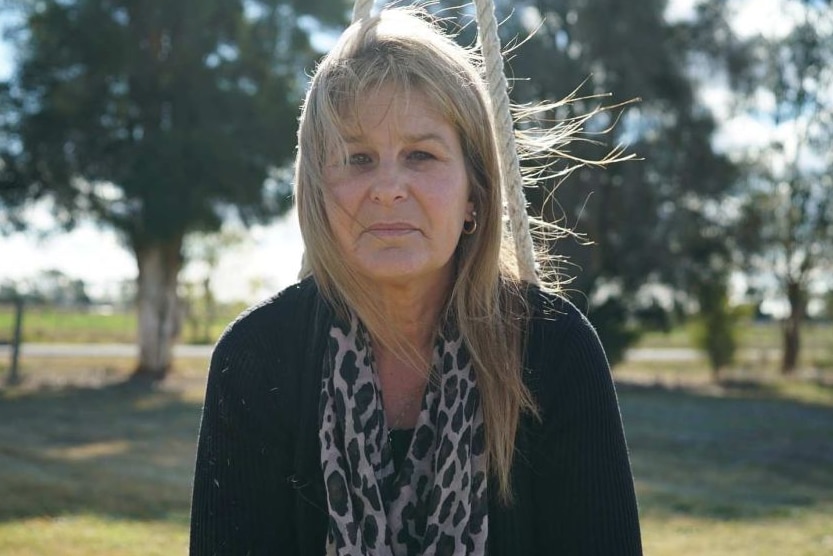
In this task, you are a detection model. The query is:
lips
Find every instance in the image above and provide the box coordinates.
[364,222,419,236]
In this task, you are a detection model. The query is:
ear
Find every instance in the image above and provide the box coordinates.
[465,200,475,220]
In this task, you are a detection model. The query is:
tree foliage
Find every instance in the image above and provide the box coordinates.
[690,279,738,380]
[0,0,345,239]
[695,0,833,372]
[446,0,738,363]
[0,0,347,377]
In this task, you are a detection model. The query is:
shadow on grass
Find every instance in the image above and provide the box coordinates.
[3,371,833,529]
[717,375,833,397]
[0,378,203,524]
[618,380,833,522]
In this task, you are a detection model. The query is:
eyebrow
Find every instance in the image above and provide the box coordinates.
[404,132,452,148]
[342,132,452,149]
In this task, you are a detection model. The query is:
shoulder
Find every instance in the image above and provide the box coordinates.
[215,277,323,354]
[202,278,328,430]
[207,277,327,392]
[524,285,596,346]
[522,285,611,410]
[224,277,321,336]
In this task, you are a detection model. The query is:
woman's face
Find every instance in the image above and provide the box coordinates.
[323,86,473,290]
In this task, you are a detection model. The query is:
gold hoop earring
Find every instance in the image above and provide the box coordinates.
[462,211,477,235]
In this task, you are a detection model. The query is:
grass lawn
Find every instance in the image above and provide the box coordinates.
[0,357,204,556]
[1,357,832,554]
[619,380,833,554]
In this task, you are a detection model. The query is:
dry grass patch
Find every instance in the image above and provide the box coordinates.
[0,515,188,556]
[642,510,833,556]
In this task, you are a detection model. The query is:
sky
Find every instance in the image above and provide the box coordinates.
[0,0,816,308]
[1,204,305,302]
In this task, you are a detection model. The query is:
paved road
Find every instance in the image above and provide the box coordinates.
[0,343,214,358]
[0,342,703,361]
[624,347,700,362]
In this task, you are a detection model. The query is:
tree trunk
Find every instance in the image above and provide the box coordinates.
[781,280,804,375]
[133,237,184,380]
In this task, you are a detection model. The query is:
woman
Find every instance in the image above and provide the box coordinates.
[190,7,642,555]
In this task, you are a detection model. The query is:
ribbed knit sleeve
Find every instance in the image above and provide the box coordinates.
[529,306,642,554]
[189,307,300,555]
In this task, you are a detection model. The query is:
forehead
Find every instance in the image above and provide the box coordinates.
[336,84,453,140]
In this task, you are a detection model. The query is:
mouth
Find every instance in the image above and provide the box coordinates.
[364,222,419,236]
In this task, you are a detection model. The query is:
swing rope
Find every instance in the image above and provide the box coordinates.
[471,0,538,284]
[351,0,539,284]
[351,0,374,23]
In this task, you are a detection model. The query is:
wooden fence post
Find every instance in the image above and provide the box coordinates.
[7,297,24,385]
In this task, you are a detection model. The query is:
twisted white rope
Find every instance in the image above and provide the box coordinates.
[352,0,374,23]
[472,0,538,284]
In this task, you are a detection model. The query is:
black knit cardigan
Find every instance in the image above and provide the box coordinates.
[189,278,642,555]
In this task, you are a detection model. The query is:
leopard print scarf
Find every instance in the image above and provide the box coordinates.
[319,311,488,556]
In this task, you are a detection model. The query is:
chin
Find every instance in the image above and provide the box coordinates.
[360,266,429,285]
[355,259,451,289]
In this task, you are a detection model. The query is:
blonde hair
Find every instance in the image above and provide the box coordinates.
[296,7,562,504]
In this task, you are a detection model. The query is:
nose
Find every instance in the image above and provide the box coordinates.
[369,158,408,205]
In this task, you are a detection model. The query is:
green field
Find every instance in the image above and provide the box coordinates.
[639,319,832,353]
[0,303,246,345]
[2,304,831,363]
[1,357,832,555]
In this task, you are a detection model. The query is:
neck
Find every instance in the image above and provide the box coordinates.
[376,281,448,354]
[359,266,451,367]
[369,274,450,429]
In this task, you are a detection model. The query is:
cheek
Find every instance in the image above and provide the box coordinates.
[323,199,346,233]
[323,196,360,251]
[437,177,471,222]
[323,176,362,215]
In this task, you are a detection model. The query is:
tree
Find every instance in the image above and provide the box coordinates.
[30,269,92,306]
[690,279,738,382]
[696,0,833,373]
[0,0,345,378]
[444,0,737,363]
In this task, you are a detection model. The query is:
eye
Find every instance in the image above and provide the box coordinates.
[408,150,436,161]
[348,153,373,166]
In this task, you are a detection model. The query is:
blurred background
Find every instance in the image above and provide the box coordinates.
[0,0,831,554]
